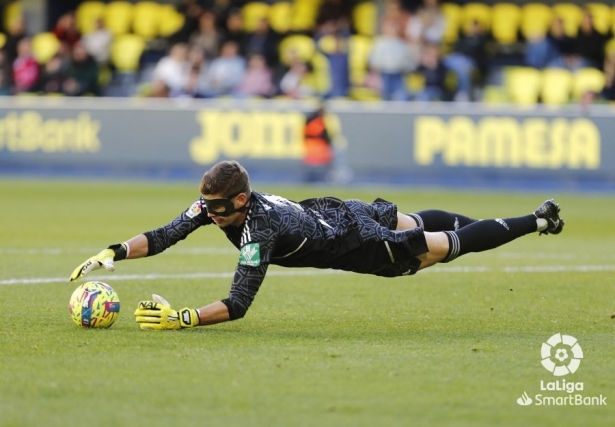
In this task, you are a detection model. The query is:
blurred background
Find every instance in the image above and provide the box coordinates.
[0,0,614,192]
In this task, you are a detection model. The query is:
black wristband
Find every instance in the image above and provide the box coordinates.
[108,243,127,261]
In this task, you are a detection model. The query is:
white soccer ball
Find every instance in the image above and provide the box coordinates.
[69,281,120,328]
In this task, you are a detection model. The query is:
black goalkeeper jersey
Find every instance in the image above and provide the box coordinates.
[143,191,427,319]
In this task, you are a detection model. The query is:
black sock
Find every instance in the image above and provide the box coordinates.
[409,209,478,231]
[442,215,538,262]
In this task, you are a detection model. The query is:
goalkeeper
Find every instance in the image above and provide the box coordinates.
[70,160,564,330]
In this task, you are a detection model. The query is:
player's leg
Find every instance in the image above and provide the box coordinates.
[397,210,478,232]
[416,200,564,270]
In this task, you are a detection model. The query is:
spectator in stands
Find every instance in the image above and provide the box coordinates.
[411,42,447,101]
[444,19,489,101]
[4,17,28,66]
[573,9,610,70]
[244,17,280,69]
[235,53,274,98]
[189,11,221,60]
[82,18,113,66]
[145,78,171,98]
[524,17,569,69]
[220,8,248,57]
[279,57,316,99]
[168,0,207,44]
[369,20,416,101]
[39,50,69,94]
[319,27,350,98]
[404,0,446,46]
[12,38,39,94]
[52,12,81,50]
[171,44,210,98]
[601,52,615,101]
[152,42,189,94]
[0,51,12,95]
[316,0,353,28]
[62,41,100,96]
[205,39,246,97]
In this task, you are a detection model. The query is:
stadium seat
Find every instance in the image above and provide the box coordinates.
[269,2,292,34]
[111,34,146,72]
[586,3,611,35]
[352,1,377,37]
[552,3,583,37]
[349,35,372,86]
[506,67,541,105]
[491,3,521,44]
[4,1,22,32]
[572,68,605,100]
[242,2,270,32]
[461,3,491,35]
[31,32,61,64]
[540,68,573,105]
[0,33,5,49]
[310,52,332,95]
[290,0,320,32]
[158,4,185,37]
[132,2,161,39]
[279,34,316,65]
[520,3,553,40]
[103,1,133,36]
[76,1,106,35]
[441,2,462,44]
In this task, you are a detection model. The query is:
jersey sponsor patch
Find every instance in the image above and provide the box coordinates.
[186,200,202,218]
[239,243,261,267]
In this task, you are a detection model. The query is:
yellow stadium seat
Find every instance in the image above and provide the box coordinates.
[31,32,60,64]
[269,2,292,34]
[103,1,133,36]
[352,1,377,37]
[572,68,605,100]
[4,1,22,32]
[441,3,462,44]
[491,3,521,44]
[76,1,106,35]
[291,0,321,32]
[242,2,270,32]
[552,3,583,37]
[158,4,185,37]
[506,67,541,105]
[540,68,573,105]
[349,35,372,86]
[132,2,161,39]
[586,3,611,35]
[0,33,5,49]
[279,34,316,65]
[310,52,331,94]
[111,34,146,72]
[461,3,491,34]
[606,37,615,56]
[520,3,553,40]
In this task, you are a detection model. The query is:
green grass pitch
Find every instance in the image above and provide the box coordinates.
[1,177,614,427]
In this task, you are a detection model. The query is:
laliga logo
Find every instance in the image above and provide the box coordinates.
[540,333,583,376]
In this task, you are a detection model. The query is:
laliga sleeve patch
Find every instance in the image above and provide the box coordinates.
[239,243,261,267]
[186,200,202,218]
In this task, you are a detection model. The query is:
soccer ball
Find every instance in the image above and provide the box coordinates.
[69,281,120,328]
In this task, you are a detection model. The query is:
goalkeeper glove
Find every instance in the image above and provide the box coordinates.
[69,243,128,282]
[134,294,200,331]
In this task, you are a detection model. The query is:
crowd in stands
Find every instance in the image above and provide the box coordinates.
[1,0,615,104]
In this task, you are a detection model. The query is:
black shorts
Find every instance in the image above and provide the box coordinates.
[332,198,428,277]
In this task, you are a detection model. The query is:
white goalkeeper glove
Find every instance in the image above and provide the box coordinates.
[69,243,128,282]
[134,294,200,331]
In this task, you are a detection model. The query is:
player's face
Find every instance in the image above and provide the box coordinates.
[202,192,248,228]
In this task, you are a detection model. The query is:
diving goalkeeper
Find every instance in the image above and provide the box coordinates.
[69,160,564,330]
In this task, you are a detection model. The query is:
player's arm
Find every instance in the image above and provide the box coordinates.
[69,198,211,281]
[134,264,268,330]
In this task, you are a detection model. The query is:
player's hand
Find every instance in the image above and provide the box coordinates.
[134,294,200,331]
[69,248,116,282]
